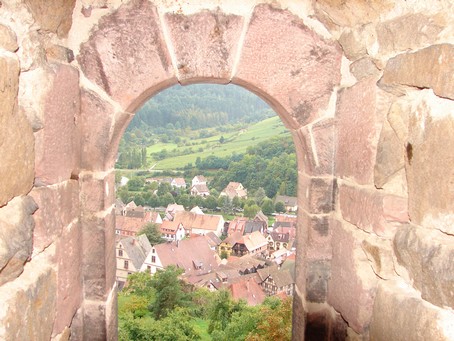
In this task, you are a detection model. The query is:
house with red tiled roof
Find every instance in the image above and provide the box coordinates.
[164,203,185,221]
[229,277,266,306]
[219,231,243,258]
[227,217,248,236]
[145,236,220,276]
[115,211,162,237]
[257,264,295,297]
[171,177,187,189]
[173,211,224,237]
[190,183,210,197]
[160,220,186,242]
[275,195,298,212]
[232,231,268,257]
[220,182,247,200]
[191,175,207,187]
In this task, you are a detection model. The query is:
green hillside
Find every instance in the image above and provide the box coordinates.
[147,116,289,170]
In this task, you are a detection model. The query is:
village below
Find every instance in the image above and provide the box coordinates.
[115,84,296,340]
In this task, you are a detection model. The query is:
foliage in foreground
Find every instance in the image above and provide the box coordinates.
[119,268,292,341]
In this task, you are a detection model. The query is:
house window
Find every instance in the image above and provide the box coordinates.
[118,249,123,257]
[124,260,129,269]
[152,249,155,253]
[152,256,156,263]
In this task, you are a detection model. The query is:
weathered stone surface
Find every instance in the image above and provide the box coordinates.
[234,4,341,129]
[310,119,336,176]
[52,327,71,341]
[0,247,57,340]
[306,260,330,303]
[394,224,454,309]
[31,180,79,254]
[350,57,380,81]
[374,119,405,189]
[328,220,378,333]
[45,44,75,63]
[0,24,18,52]
[361,235,395,280]
[79,89,133,171]
[404,90,454,234]
[0,196,37,286]
[80,172,115,215]
[106,287,118,341]
[53,222,82,335]
[370,280,454,341]
[292,291,306,341]
[340,184,408,237]
[165,9,243,84]
[78,0,177,112]
[305,306,347,341]
[379,44,454,100]
[81,211,115,300]
[377,14,445,56]
[314,0,394,28]
[34,63,80,185]
[338,26,374,61]
[23,0,76,37]
[299,174,336,214]
[82,300,107,340]
[0,54,35,206]
[305,213,332,261]
[336,77,382,185]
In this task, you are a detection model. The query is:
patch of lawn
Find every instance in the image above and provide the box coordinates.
[192,318,211,341]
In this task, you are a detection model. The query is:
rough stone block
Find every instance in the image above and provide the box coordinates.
[0,24,18,52]
[0,196,37,286]
[31,180,79,254]
[0,247,57,341]
[34,63,80,185]
[81,211,115,300]
[327,220,378,333]
[404,90,454,234]
[377,14,445,56]
[53,222,83,336]
[24,0,76,37]
[350,57,380,81]
[305,213,332,261]
[361,235,395,280]
[338,26,372,61]
[80,172,115,215]
[82,300,107,340]
[374,119,405,189]
[164,9,243,84]
[292,291,306,341]
[379,44,454,100]
[305,306,347,341]
[299,174,336,214]
[78,0,177,112]
[339,184,408,237]
[306,260,331,303]
[336,77,382,185]
[79,89,133,171]
[0,54,34,206]
[394,224,454,309]
[370,280,454,341]
[106,287,118,341]
[233,4,341,129]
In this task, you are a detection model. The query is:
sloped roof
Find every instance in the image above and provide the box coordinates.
[190,206,204,215]
[274,214,297,224]
[244,221,264,234]
[173,211,223,232]
[257,265,294,288]
[191,183,210,194]
[193,175,207,183]
[222,254,266,273]
[160,220,183,234]
[119,235,152,270]
[165,204,185,216]
[240,231,268,252]
[172,177,186,186]
[229,277,266,306]
[269,231,290,243]
[228,217,248,235]
[275,195,297,206]
[116,215,148,235]
[254,211,268,224]
[223,231,243,246]
[221,182,247,199]
[205,232,222,247]
[154,236,219,275]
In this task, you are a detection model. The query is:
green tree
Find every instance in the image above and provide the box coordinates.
[275,201,286,213]
[261,197,274,215]
[127,177,145,191]
[244,204,260,219]
[254,187,266,206]
[138,223,164,246]
[150,266,187,319]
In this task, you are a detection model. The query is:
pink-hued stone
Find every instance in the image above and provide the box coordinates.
[379,44,454,100]
[298,173,336,214]
[0,55,34,206]
[106,287,118,341]
[327,220,378,333]
[78,89,133,171]
[31,180,80,254]
[340,184,408,237]
[81,210,115,300]
[34,63,80,185]
[78,0,177,112]
[79,172,115,215]
[305,213,332,261]
[165,9,243,84]
[53,222,83,336]
[81,300,107,340]
[233,4,342,130]
[336,77,382,185]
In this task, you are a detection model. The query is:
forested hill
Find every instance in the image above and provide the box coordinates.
[130,84,274,131]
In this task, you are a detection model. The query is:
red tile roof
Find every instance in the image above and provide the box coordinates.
[229,277,266,306]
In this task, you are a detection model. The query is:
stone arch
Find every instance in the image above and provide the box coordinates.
[75,1,341,339]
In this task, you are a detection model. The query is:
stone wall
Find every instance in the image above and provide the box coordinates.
[0,0,452,340]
